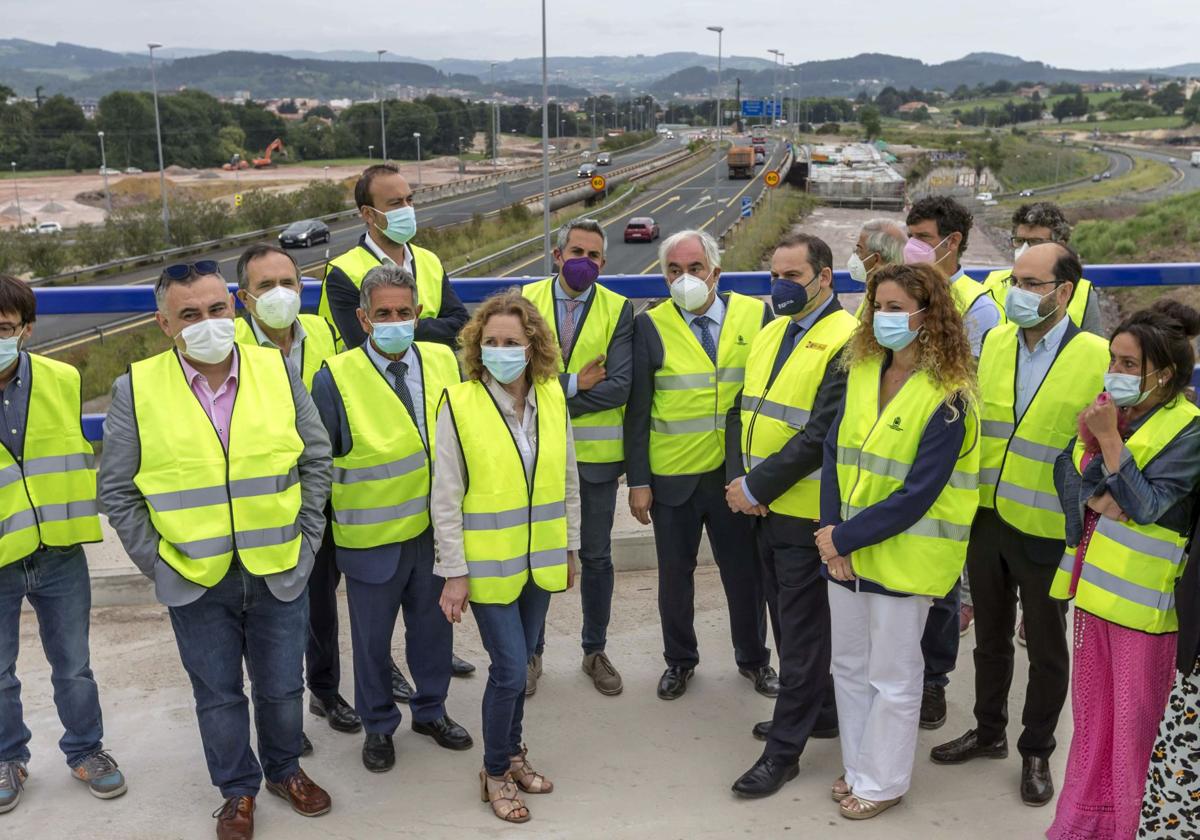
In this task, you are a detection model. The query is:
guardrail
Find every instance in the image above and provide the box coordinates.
[717,144,793,249]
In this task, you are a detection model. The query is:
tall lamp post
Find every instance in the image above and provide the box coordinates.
[9,163,22,230]
[490,62,499,168]
[706,25,724,200]
[768,49,783,128]
[377,49,388,161]
[97,131,112,216]
[540,0,551,275]
[412,133,422,186]
[148,42,170,243]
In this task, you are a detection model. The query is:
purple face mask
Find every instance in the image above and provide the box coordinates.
[560,256,600,292]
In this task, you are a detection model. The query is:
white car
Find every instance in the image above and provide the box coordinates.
[98,167,121,175]
[123,167,143,174]
[24,221,63,235]
[975,192,993,202]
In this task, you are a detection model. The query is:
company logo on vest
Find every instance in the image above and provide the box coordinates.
[888,416,904,432]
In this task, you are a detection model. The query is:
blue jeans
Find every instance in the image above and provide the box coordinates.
[922,580,961,688]
[472,580,552,776]
[0,545,104,767]
[168,563,307,798]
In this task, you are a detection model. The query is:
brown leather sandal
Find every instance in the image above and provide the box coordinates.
[509,745,554,794]
[479,770,530,823]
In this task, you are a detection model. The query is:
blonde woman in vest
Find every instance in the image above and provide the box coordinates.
[433,290,580,823]
[1048,300,1200,840]
[816,262,980,820]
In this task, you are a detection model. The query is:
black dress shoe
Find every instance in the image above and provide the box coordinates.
[920,683,947,730]
[752,720,772,740]
[739,665,781,698]
[309,694,362,734]
[930,729,1009,764]
[1021,756,1054,806]
[300,732,313,757]
[451,654,476,677]
[731,756,800,798]
[411,715,474,751]
[752,720,839,741]
[390,660,414,703]
[657,665,694,700]
[362,733,395,773]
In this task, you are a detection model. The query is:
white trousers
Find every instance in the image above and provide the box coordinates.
[828,581,932,801]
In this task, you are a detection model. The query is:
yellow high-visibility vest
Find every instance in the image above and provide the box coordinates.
[234,313,338,391]
[130,345,305,587]
[522,276,627,464]
[951,272,1006,328]
[0,354,101,567]
[442,377,569,605]
[740,308,857,518]
[318,241,445,334]
[984,269,1094,330]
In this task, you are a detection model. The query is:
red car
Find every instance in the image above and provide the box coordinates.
[624,217,661,243]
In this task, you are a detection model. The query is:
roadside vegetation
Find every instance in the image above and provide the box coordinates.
[1035,156,1176,206]
[720,188,820,272]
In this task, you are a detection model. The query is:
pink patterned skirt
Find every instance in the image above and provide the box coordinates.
[1047,610,1177,840]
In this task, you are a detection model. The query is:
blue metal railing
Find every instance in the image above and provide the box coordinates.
[31,261,1200,441]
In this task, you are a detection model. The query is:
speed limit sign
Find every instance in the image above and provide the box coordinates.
[590,174,607,192]
[764,170,781,188]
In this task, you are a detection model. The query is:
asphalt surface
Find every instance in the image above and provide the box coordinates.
[32,137,674,349]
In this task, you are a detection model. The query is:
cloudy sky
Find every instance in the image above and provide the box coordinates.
[8,0,1196,70]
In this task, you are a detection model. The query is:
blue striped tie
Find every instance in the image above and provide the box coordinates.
[694,315,717,364]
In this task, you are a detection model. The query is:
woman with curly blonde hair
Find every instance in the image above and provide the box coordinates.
[431,289,580,824]
[814,262,981,821]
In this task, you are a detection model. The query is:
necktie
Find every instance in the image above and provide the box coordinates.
[694,315,717,364]
[560,299,582,361]
[768,321,803,387]
[386,360,419,427]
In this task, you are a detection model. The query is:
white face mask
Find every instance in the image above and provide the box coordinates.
[669,271,713,312]
[0,336,20,371]
[1013,242,1031,263]
[847,252,874,283]
[179,318,236,365]
[249,286,301,330]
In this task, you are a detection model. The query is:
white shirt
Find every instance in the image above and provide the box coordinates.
[248,314,307,374]
[1015,314,1070,420]
[361,231,414,276]
[364,338,427,444]
[680,292,726,346]
[431,376,581,578]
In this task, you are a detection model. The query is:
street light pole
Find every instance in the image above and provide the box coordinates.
[97,131,112,216]
[768,49,783,128]
[148,43,170,243]
[490,62,499,168]
[412,133,422,186]
[377,49,388,161]
[9,163,22,230]
[368,145,374,161]
[707,25,724,202]
[540,0,551,276]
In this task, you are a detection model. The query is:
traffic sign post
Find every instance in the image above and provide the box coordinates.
[741,196,752,218]
[234,193,243,208]
[590,174,607,193]
[764,170,781,188]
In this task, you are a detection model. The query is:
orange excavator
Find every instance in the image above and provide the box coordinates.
[221,138,286,171]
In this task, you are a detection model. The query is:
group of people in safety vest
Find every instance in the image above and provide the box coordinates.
[2,160,1198,839]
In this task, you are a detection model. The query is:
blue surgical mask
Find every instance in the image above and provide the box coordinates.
[0,336,20,371]
[371,319,415,355]
[1004,285,1056,328]
[482,345,529,384]
[770,276,818,318]
[1104,370,1162,407]
[373,206,417,244]
[873,309,924,351]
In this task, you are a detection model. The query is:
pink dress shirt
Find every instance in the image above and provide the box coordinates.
[178,349,239,451]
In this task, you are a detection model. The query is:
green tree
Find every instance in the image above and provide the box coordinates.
[1183,91,1200,126]
[96,91,157,170]
[1151,82,1186,115]
[858,105,882,140]
[217,125,247,164]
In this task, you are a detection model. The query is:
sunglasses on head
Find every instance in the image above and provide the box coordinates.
[160,260,222,282]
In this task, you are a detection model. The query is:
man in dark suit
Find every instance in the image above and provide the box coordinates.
[310,265,472,772]
[726,233,855,797]
[625,229,778,701]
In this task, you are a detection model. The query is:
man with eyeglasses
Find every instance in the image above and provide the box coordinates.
[99,261,335,840]
[0,274,126,815]
[930,243,1108,807]
[982,202,1103,335]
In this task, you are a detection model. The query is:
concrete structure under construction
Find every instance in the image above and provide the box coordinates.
[798,143,907,209]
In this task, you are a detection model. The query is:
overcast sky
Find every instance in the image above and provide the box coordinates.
[8,0,1196,71]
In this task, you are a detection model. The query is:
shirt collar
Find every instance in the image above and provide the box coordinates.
[552,276,594,303]
[3,352,29,391]
[177,345,239,389]
[248,314,306,350]
[681,292,725,327]
[361,232,409,269]
[364,335,414,376]
[485,375,537,415]
[949,267,967,283]
[1020,313,1070,355]
[793,294,834,333]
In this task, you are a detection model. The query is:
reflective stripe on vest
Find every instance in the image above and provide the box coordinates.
[326,342,460,549]
[234,313,339,392]
[1048,399,1200,633]
[131,346,305,587]
[977,323,1107,538]
[522,277,627,464]
[0,355,101,568]
[444,378,569,605]
[319,242,445,335]
[951,273,1006,330]
[835,354,980,596]
[984,269,1094,330]
[646,293,765,476]
[740,309,856,518]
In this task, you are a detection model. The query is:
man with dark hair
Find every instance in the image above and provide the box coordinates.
[727,233,854,797]
[234,243,356,752]
[982,202,1102,335]
[0,275,126,815]
[319,164,468,350]
[100,262,334,839]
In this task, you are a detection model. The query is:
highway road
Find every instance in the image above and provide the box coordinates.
[32,137,674,349]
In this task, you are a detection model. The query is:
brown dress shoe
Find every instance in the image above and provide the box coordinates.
[213,795,254,840]
[264,768,331,817]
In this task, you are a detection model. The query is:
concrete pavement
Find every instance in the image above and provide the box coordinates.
[7,564,1067,839]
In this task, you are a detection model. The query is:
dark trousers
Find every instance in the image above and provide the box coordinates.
[344,532,451,734]
[168,563,307,798]
[305,522,341,701]
[968,509,1069,759]
[922,580,961,688]
[758,516,837,761]
[652,468,770,670]
[0,545,104,767]
[534,475,619,658]
[473,581,552,776]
